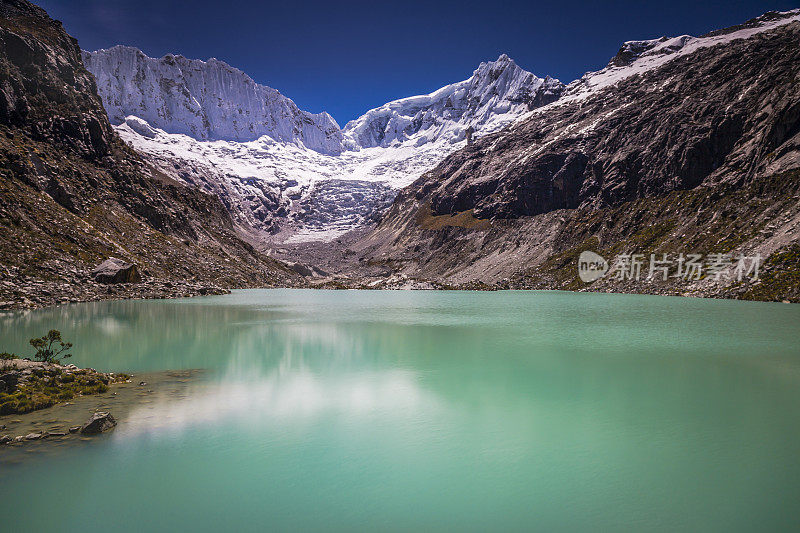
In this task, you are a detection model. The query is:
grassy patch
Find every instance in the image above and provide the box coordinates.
[741,244,800,302]
[416,203,491,231]
[0,368,129,415]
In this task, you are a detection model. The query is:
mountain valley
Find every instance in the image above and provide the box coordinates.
[1,0,799,306]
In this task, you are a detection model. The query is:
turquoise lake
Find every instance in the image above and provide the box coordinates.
[1,289,799,531]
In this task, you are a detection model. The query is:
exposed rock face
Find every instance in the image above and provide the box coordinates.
[83,46,345,154]
[91,258,142,284]
[79,412,116,434]
[0,0,304,309]
[0,0,113,159]
[353,12,800,301]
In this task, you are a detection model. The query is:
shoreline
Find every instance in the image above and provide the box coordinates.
[0,281,795,312]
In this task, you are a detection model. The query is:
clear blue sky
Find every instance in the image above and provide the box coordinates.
[40,0,797,126]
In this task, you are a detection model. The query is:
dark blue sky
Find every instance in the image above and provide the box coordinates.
[40,0,796,125]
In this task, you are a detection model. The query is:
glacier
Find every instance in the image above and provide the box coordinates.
[85,49,564,242]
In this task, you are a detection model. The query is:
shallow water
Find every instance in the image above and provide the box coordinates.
[1,289,799,531]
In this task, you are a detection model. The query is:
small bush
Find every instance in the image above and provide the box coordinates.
[29,330,72,363]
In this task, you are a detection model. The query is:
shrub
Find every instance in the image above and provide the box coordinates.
[29,330,72,363]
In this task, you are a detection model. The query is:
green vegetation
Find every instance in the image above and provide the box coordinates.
[741,244,800,302]
[0,331,129,415]
[0,368,120,415]
[29,329,72,363]
[416,202,491,231]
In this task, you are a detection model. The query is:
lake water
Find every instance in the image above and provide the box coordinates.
[1,290,799,531]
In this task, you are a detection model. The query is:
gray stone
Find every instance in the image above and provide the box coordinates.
[287,262,314,277]
[91,258,142,284]
[79,412,117,434]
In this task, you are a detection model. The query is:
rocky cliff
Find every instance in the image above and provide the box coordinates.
[0,0,301,309]
[353,11,800,301]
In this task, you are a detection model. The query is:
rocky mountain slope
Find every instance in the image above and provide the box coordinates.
[83,50,563,241]
[0,0,302,309]
[352,11,800,301]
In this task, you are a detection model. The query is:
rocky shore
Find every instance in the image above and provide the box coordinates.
[0,358,129,416]
[0,367,203,456]
[0,358,129,445]
[0,267,231,311]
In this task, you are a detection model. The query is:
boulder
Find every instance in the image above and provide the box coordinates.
[79,412,117,434]
[287,262,328,278]
[91,258,142,284]
[287,261,314,277]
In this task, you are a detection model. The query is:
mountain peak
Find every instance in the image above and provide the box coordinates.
[83,46,345,153]
[344,56,563,149]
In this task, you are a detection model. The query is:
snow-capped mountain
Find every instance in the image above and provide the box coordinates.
[83,46,345,154]
[84,50,562,242]
[344,54,563,148]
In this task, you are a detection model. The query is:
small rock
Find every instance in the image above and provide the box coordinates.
[13,436,24,443]
[138,381,147,386]
[0,435,11,444]
[24,433,43,440]
[47,431,68,437]
[68,426,81,433]
[79,412,117,434]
